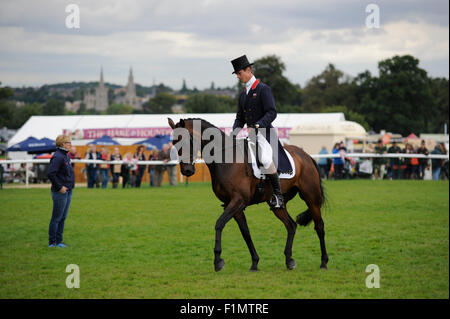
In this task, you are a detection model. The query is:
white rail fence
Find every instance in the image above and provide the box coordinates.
[1,153,449,188]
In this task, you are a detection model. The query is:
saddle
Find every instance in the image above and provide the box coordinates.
[241,138,296,204]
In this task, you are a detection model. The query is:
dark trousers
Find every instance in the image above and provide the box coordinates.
[334,164,344,179]
[318,164,328,179]
[100,168,109,188]
[148,168,154,186]
[135,166,146,188]
[87,167,98,188]
[49,189,72,245]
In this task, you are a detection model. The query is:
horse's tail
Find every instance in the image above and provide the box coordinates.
[296,154,326,227]
[310,154,326,207]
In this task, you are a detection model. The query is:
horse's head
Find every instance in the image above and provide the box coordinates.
[168,118,197,177]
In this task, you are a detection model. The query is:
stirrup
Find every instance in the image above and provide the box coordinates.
[269,194,284,209]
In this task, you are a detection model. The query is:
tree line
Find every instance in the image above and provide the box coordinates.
[0,54,448,136]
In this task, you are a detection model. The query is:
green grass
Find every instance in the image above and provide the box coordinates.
[0,180,448,299]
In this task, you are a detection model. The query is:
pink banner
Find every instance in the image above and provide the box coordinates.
[63,127,291,140]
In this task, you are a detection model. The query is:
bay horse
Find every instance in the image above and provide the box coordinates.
[168,118,328,271]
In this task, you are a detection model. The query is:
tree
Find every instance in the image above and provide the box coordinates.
[251,55,302,110]
[142,92,176,114]
[355,55,435,135]
[302,63,357,113]
[184,94,235,113]
[0,84,16,128]
[107,103,133,114]
[429,77,449,133]
[42,98,65,115]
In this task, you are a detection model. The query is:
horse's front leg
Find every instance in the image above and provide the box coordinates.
[214,198,245,272]
[234,210,259,271]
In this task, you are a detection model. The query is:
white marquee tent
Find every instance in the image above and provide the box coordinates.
[7,113,350,158]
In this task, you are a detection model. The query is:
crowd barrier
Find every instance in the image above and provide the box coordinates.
[1,153,448,188]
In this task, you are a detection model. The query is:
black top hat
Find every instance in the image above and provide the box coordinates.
[231,55,254,74]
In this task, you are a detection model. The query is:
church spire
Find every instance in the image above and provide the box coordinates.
[99,66,105,87]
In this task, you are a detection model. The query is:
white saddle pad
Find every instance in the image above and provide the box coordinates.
[247,141,296,179]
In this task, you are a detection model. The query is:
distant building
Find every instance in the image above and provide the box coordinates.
[65,100,82,113]
[124,67,140,110]
[84,67,109,111]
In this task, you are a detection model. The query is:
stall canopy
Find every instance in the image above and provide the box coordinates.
[134,134,171,150]
[89,135,120,145]
[6,136,56,154]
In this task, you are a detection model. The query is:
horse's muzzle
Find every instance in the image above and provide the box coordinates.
[181,165,195,177]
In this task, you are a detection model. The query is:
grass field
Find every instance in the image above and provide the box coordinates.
[0,180,448,299]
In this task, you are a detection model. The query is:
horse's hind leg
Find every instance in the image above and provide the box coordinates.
[272,207,297,270]
[297,205,328,269]
[310,205,329,269]
[234,211,259,271]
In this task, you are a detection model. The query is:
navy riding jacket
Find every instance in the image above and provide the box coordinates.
[48,147,75,192]
[232,79,277,132]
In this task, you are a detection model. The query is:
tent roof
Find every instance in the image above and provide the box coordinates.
[8,113,346,148]
[290,120,366,136]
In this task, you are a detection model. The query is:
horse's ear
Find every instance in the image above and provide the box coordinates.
[168,118,175,129]
[180,119,185,127]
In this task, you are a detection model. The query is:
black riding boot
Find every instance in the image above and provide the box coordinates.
[267,173,284,208]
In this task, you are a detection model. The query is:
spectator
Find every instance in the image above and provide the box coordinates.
[430,143,443,180]
[47,134,74,248]
[134,145,146,188]
[332,143,343,180]
[99,147,110,188]
[416,140,429,179]
[167,142,178,186]
[121,152,133,188]
[373,139,387,180]
[339,141,348,179]
[155,144,171,186]
[85,144,101,188]
[148,148,158,187]
[317,146,329,179]
[387,141,402,180]
[404,143,419,179]
[110,147,122,188]
[68,146,81,168]
[440,143,449,180]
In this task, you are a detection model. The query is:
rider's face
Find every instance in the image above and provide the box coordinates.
[236,67,253,83]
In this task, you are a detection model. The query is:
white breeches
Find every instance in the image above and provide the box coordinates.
[256,132,274,170]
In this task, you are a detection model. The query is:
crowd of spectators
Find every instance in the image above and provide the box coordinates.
[79,142,178,188]
[317,140,449,181]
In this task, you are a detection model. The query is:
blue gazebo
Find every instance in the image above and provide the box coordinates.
[90,135,120,145]
[134,134,171,150]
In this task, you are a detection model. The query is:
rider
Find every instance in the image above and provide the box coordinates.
[230,54,284,208]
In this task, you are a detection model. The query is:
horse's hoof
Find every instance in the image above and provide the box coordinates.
[215,259,225,272]
[320,264,328,270]
[249,265,258,272]
[286,259,296,270]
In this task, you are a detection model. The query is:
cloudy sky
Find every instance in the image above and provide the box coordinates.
[0,0,448,90]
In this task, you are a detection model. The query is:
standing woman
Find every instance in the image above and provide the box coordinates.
[47,135,75,248]
[110,147,122,188]
[134,145,146,188]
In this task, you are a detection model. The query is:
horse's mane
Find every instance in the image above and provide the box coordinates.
[183,118,227,138]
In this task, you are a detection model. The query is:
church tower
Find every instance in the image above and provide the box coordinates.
[84,67,109,111]
[125,66,140,110]
[95,67,109,111]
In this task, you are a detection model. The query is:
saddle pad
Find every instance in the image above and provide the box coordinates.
[247,141,296,179]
